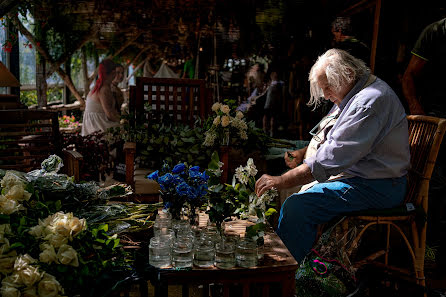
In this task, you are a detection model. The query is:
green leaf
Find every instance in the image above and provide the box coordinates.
[9,242,25,249]
[265,208,277,217]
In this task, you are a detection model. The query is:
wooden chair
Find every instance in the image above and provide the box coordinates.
[0,109,83,181]
[342,115,446,289]
[124,77,211,201]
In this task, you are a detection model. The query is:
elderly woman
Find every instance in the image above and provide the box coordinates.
[255,49,410,262]
[82,59,120,136]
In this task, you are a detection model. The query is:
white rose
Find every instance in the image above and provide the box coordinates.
[54,220,70,237]
[0,285,20,297]
[212,116,221,126]
[14,254,36,271]
[211,102,221,112]
[39,245,57,264]
[1,172,24,190]
[18,266,41,287]
[0,251,17,275]
[220,104,230,114]
[5,185,24,201]
[236,111,244,119]
[22,286,38,297]
[1,274,21,287]
[37,273,62,297]
[56,244,78,267]
[221,116,230,127]
[47,234,68,249]
[0,197,21,215]
[28,225,44,239]
[68,217,86,238]
[0,224,11,237]
[0,238,10,255]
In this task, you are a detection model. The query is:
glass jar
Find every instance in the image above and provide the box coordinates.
[154,217,172,237]
[236,237,258,268]
[204,225,221,246]
[193,237,215,268]
[172,237,194,268]
[215,240,235,269]
[156,210,172,221]
[173,219,191,237]
[149,236,172,268]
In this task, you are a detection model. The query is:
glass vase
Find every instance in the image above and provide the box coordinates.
[149,236,172,268]
[236,237,258,268]
[172,236,194,268]
[221,129,230,146]
[215,238,236,269]
[194,235,215,268]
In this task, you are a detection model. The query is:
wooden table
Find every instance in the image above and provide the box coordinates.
[149,220,298,297]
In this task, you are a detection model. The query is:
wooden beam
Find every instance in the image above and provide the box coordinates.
[340,0,376,17]
[370,0,381,73]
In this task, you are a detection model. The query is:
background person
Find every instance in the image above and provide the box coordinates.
[111,64,125,114]
[255,49,410,262]
[263,71,284,137]
[82,59,120,136]
[402,16,446,273]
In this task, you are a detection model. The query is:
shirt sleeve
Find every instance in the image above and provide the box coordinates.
[412,22,438,61]
[304,103,381,182]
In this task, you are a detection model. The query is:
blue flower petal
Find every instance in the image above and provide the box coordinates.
[172,163,186,174]
[147,170,159,180]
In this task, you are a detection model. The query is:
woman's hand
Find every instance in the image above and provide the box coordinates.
[255,174,282,197]
[284,147,307,168]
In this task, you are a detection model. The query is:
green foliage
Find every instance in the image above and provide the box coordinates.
[20,88,63,106]
[107,112,212,170]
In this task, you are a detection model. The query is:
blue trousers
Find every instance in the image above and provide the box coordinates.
[276,176,407,263]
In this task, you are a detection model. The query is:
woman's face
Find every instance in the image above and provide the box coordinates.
[105,69,116,84]
[113,67,124,84]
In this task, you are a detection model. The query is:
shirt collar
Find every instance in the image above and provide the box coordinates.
[338,71,370,111]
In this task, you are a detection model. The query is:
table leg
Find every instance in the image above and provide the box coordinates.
[281,272,296,297]
[182,284,189,297]
[243,283,250,297]
[262,283,270,297]
[139,280,149,297]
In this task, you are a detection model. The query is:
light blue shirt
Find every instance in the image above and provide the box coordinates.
[304,73,410,182]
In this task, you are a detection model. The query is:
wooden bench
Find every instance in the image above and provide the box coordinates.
[0,109,82,181]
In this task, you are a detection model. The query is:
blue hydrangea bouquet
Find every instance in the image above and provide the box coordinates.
[147,162,209,221]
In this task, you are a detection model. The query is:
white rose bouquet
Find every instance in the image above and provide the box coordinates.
[203,100,249,147]
[0,168,127,297]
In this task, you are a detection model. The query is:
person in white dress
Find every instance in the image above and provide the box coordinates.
[82,59,121,136]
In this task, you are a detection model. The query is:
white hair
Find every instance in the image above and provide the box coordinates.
[308,49,369,108]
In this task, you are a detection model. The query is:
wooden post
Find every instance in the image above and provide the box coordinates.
[370,0,381,74]
[81,46,90,98]
[63,61,71,111]
[36,57,47,108]
[7,19,20,98]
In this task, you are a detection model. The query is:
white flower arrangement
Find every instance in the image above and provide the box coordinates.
[233,158,277,220]
[203,102,249,147]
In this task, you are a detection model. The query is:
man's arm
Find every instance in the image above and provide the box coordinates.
[255,163,314,197]
[284,146,308,168]
[402,55,427,115]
